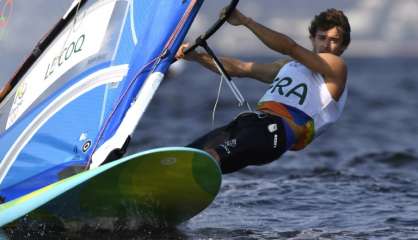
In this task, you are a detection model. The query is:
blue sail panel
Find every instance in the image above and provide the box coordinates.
[0,0,204,202]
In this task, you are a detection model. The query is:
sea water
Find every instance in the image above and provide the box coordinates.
[4,57,418,239]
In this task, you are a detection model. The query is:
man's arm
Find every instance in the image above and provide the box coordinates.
[176,44,288,83]
[229,10,336,77]
[228,9,347,99]
[0,83,12,103]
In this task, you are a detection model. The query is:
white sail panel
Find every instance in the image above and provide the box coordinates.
[6,0,117,129]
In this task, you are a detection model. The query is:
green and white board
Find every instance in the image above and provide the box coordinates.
[0,147,221,228]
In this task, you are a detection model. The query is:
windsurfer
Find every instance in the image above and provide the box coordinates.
[176,8,351,174]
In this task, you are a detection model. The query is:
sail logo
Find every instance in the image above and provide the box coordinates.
[0,0,13,40]
[16,82,26,100]
[44,34,85,81]
[6,0,117,129]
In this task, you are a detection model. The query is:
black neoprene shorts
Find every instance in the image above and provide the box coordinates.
[187,112,289,174]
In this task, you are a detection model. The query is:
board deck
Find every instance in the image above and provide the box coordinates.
[0,147,221,228]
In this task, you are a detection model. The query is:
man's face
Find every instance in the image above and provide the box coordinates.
[310,27,346,56]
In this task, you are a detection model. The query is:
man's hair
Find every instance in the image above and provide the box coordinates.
[309,8,351,47]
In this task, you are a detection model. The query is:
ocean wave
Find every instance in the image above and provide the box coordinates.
[347,149,418,168]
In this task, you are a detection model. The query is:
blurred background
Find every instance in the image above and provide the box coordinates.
[1,0,418,85]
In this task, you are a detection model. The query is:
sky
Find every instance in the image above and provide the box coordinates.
[1,0,418,85]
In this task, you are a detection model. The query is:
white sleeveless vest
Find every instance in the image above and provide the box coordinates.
[258,61,347,137]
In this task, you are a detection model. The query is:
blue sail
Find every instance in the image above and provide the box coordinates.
[0,0,204,202]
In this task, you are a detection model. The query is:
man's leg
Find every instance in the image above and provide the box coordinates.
[187,124,232,163]
[187,112,291,174]
[210,113,289,174]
